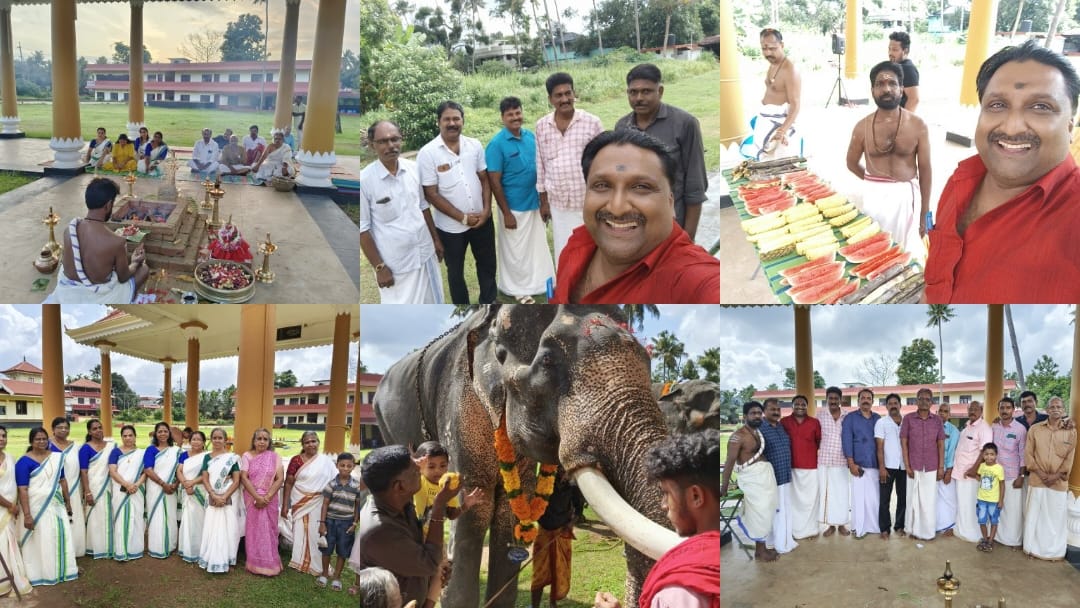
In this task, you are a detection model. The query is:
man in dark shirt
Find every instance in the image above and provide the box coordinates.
[888,31,920,112]
[615,63,708,240]
[760,398,796,554]
[1015,390,1048,430]
[531,469,585,608]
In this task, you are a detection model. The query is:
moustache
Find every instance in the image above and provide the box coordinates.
[989,132,1038,146]
[747,418,763,428]
[596,210,647,225]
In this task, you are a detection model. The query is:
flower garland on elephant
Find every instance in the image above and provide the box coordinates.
[494,417,558,544]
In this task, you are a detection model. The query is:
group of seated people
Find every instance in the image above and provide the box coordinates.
[84,126,170,175]
[189,124,298,184]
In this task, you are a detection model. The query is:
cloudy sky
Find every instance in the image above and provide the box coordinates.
[718,305,1077,391]
[0,305,343,397]
[358,305,725,375]
[11,1,359,63]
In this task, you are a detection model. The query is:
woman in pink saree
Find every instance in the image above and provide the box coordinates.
[240,427,283,576]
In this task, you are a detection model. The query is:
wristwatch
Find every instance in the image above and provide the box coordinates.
[373,263,386,273]
[460,214,471,227]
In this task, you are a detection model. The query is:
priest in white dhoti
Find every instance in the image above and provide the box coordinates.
[841,389,881,538]
[954,402,993,543]
[760,399,796,553]
[780,395,822,539]
[1022,397,1075,560]
[360,120,446,304]
[936,403,960,535]
[486,98,555,303]
[991,397,1027,547]
[721,402,779,562]
[817,388,851,536]
[189,128,220,177]
[900,388,945,541]
[252,131,297,184]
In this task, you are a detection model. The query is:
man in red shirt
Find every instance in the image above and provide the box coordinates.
[780,394,822,539]
[551,130,719,304]
[924,40,1080,303]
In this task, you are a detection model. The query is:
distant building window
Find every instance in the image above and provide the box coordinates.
[907,397,917,405]
[200,95,211,102]
[347,416,352,425]
[306,413,318,423]
[16,401,27,415]
[274,416,283,425]
[367,391,376,403]
[942,395,950,404]
[348,395,354,404]
[275,398,285,405]
[77,397,85,404]
[228,74,240,83]
[214,74,220,82]
[180,74,190,82]
[289,397,299,405]
[202,74,212,82]
[959,395,972,404]
[266,72,273,82]
[251,73,263,83]
[0,406,5,415]
[180,94,189,101]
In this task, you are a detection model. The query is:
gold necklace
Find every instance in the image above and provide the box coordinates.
[768,57,786,84]
[872,109,902,154]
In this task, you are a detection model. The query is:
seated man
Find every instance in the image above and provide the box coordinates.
[252,131,296,184]
[243,124,267,165]
[103,134,137,172]
[140,131,169,174]
[213,128,233,150]
[188,128,220,176]
[84,127,112,170]
[48,177,150,303]
[218,134,252,176]
[283,125,297,151]
[551,130,719,303]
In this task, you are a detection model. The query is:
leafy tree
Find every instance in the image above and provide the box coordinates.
[650,330,686,382]
[341,49,360,90]
[696,347,721,383]
[95,56,109,65]
[362,0,407,111]
[76,56,90,97]
[782,367,825,389]
[766,382,779,391]
[178,31,224,63]
[679,359,699,381]
[998,0,1054,33]
[621,304,659,332]
[274,370,299,389]
[221,14,266,61]
[112,41,152,64]
[896,338,940,386]
[1025,354,1071,404]
[926,305,956,401]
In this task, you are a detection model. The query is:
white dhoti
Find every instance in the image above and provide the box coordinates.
[935,479,957,533]
[46,219,137,304]
[767,483,798,553]
[997,482,1023,546]
[953,478,981,542]
[789,468,821,539]
[740,103,801,161]
[550,206,583,271]
[379,255,445,304]
[861,175,927,263]
[850,471,881,537]
[188,159,220,175]
[497,208,555,297]
[735,460,778,542]
[1023,487,1068,560]
[818,466,851,527]
[906,470,937,540]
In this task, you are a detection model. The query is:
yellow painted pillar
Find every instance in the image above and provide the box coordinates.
[985,305,1004,409]
[295,0,345,188]
[794,306,816,417]
[324,311,351,454]
[181,321,206,431]
[350,331,363,449]
[0,3,22,136]
[272,0,301,134]
[234,305,276,456]
[42,305,66,427]
[161,357,175,425]
[718,0,745,148]
[127,0,145,139]
[94,340,116,438]
[844,0,860,80]
[49,0,83,168]
[960,0,996,106]
[1069,312,1080,498]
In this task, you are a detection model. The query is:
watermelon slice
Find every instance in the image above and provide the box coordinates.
[865,252,912,281]
[852,246,904,278]
[839,232,891,262]
[802,189,837,203]
[789,276,847,304]
[779,254,836,278]
[783,261,844,288]
[822,279,860,304]
[781,170,810,183]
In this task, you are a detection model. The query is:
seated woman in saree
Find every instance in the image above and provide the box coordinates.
[0,425,32,597]
[143,422,180,558]
[79,418,114,559]
[108,424,146,562]
[240,427,284,576]
[103,134,138,172]
[84,127,112,170]
[281,430,336,576]
[177,430,209,563]
[219,134,252,176]
[252,131,297,184]
[140,131,170,175]
[133,126,151,157]
[16,427,78,586]
[199,428,242,574]
[48,416,86,558]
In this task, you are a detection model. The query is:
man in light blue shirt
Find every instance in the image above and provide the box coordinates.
[937,402,961,535]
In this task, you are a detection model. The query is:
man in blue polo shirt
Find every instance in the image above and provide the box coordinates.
[761,398,796,554]
[842,388,881,538]
[485,97,555,302]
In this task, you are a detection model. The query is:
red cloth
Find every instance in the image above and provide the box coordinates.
[924,154,1080,303]
[552,221,719,304]
[780,415,821,469]
[286,454,304,478]
[638,531,720,608]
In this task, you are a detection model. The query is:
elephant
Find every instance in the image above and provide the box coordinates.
[374,305,681,608]
[651,379,724,434]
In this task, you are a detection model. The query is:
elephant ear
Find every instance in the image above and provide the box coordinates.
[465,305,506,427]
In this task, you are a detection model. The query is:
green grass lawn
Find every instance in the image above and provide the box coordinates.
[10,103,360,156]
[0,171,38,193]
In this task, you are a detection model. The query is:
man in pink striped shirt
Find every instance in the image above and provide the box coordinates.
[535,72,604,268]
[817,387,851,537]
[991,397,1026,547]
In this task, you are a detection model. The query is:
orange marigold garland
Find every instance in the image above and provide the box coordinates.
[494,416,559,545]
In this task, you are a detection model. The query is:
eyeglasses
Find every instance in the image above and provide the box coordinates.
[374,136,403,145]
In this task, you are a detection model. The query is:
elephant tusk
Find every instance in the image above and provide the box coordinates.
[571,467,682,560]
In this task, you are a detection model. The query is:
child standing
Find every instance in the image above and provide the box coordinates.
[317,453,368,591]
[967,442,1005,552]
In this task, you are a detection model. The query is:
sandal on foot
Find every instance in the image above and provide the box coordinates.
[516,295,536,304]
[316,576,328,588]
[331,580,343,591]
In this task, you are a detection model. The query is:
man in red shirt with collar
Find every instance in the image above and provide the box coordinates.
[924,40,1080,303]
[551,130,719,303]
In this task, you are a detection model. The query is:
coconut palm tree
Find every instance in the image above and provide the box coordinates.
[621,304,660,332]
[697,347,721,383]
[1005,304,1025,390]
[926,305,956,403]
[252,0,269,111]
[650,330,685,382]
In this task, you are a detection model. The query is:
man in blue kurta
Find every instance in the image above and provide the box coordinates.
[760,398,796,554]
[842,388,881,538]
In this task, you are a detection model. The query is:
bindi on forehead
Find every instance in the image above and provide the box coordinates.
[615,164,627,172]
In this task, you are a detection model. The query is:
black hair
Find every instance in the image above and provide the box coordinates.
[743,400,763,416]
[759,28,783,43]
[885,393,902,404]
[190,430,207,444]
[85,177,120,210]
[1019,390,1037,403]
[152,421,174,447]
[626,63,662,86]
[0,425,6,438]
[337,452,356,463]
[361,445,413,493]
[857,387,875,400]
[51,416,69,430]
[26,427,47,452]
[916,387,934,399]
[981,442,999,454]
[96,126,106,133]
[889,31,911,52]
[183,426,193,435]
[869,61,904,88]
[366,120,400,144]
[825,386,842,399]
[977,39,1080,114]
[249,124,259,131]
[499,96,522,115]
[580,129,676,188]
[436,100,465,120]
[998,396,1016,408]
[117,133,129,143]
[792,394,808,406]
[545,72,574,95]
[645,429,721,500]
[120,424,136,439]
[762,397,780,408]
[414,440,449,459]
[153,131,163,139]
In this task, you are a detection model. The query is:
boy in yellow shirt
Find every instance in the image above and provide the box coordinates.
[966,442,1004,552]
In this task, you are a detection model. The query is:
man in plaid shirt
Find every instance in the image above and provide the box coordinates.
[761,398,797,554]
[818,386,851,537]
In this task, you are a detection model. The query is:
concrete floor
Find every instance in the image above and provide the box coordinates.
[0,138,359,303]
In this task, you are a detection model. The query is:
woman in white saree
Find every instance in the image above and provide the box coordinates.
[16,427,78,585]
[281,430,337,575]
[252,132,296,183]
[176,430,209,563]
[49,416,85,557]
[143,422,180,558]
[199,428,242,573]
[0,425,32,597]
[108,424,146,562]
[79,419,114,559]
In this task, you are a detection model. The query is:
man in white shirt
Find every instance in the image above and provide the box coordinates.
[416,101,495,304]
[360,120,445,304]
[874,393,906,538]
[292,95,306,149]
[953,401,993,543]
[243,124,267,165]
[188,128,220,176]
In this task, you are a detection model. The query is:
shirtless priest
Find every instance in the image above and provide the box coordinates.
[48,177,150,303]
[846,61,932,263]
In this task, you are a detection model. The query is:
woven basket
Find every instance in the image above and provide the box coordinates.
[271,175,296,192]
